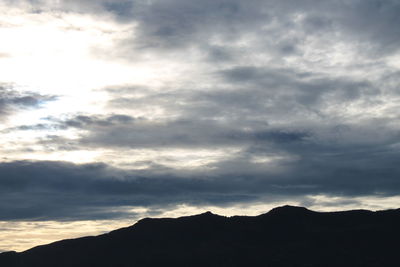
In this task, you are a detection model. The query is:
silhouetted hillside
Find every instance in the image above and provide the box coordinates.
[1,205,400,267]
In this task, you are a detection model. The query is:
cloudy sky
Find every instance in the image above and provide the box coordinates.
[1,0,400,252]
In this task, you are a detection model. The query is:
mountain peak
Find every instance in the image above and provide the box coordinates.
[181,211,223,220]
[199,211,216,216]
[268,205,311,215]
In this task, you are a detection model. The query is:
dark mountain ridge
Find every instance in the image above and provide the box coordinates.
[1,205,400,267]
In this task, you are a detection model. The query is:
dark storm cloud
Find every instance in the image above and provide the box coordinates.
[0,148,399,220]
[0,85,55,119]
[0,160,254,220]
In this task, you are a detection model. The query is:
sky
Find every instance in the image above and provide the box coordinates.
[1,0,400,252]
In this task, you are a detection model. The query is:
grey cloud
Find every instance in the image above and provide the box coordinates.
[337,0,400,55]
[14,1,400,56]
[206,45,236,62]
[2,124,53,133]
[41,112,310,149]
[63,114,135,128]
[31,63,383,152]
[0,160,256,220]
[5,114,136,134]
[0,147,399,221]
[83,0,400,62]
[107,66,378,119]
[218,66,379,110]
[0,85,55,120]
[103,1,135,21]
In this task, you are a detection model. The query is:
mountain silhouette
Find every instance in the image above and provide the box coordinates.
[1,205,400,267]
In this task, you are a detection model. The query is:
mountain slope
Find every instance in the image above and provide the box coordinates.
[1,205,400,267]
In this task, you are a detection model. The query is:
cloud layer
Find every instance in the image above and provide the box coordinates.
[1,148,399,221]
